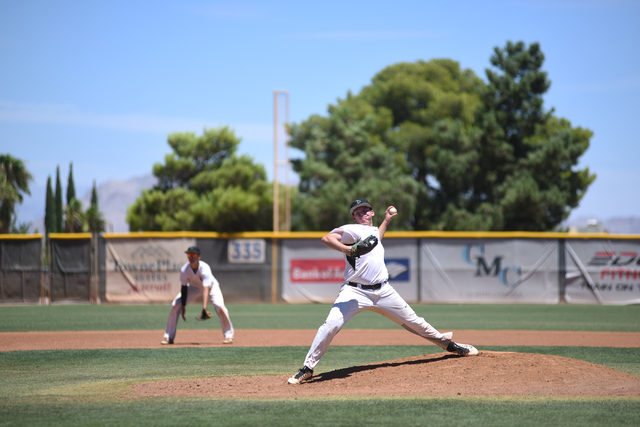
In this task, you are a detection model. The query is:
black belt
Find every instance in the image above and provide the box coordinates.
[348,281,385,291]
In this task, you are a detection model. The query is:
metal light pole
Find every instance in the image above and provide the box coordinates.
[272,89,289,303]
[273,89,290,233]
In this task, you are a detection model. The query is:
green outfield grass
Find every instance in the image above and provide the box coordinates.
[0,304,639,426]
[1,303,639,332]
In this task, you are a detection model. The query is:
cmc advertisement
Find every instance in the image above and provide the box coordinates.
[420,238,559,304]
[281,238,419,303]
[105,238,195,303]
[564,239,640,305]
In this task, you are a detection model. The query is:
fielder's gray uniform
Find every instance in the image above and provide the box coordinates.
[163,260,234,341]
[301,223,452,370]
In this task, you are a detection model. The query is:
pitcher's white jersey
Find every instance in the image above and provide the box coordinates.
[334,223,389,285]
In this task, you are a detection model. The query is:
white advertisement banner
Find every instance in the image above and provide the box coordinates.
[105,238,195,303]
[282,238,419,303]
[420,239,559,304]
[564,239,640,305]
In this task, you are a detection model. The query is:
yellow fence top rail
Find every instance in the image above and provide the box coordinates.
[0,233,43,240]
[1,231,635,240]
[49,233,93,239]
[385,231,640,239]
[100,231,640,240]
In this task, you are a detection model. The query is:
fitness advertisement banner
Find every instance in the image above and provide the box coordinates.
[105,238,195,303]
[563,239,640,305]
[419,238,559,304]
[281,238,419,303]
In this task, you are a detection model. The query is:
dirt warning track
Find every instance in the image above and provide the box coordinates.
[1,329,639,351]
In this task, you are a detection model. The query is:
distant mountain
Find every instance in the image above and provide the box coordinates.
[80,174,157,233]
[562,216,640,234]
[21,175,640,235]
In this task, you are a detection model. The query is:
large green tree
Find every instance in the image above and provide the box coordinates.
[0,154,33,233]
[462,41,595,231]
[358,58,484,230]
[127,127,274,232]
[290,42,594,232]
[290,96,418,230]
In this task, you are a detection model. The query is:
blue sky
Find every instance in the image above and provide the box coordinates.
[1,0,639,229]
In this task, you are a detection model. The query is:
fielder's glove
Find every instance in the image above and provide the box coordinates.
[349,235,378,258]
[196,308,213,321]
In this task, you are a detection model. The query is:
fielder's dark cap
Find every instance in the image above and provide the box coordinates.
[350,198,372,215]
[185,246,201,255]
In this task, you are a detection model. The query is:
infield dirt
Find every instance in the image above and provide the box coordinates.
[3,329,639,398]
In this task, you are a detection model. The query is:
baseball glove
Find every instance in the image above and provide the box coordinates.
[350,235,378,258]
[196,308,213,321]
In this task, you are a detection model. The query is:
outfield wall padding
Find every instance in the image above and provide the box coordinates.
[103,233,273,303]
[2,232,639,305]
[50,237,92,302]
[0,236,42,303]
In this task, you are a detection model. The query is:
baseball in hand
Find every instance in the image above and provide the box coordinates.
[389,207,397,215]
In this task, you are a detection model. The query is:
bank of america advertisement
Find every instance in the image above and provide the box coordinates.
[564,239,640,305]
[420,238,559,304]
[281,239,419,303]
[105,238,195,303]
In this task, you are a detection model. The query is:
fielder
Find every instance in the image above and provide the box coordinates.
[288,199,478,384]
[161,246,234,345]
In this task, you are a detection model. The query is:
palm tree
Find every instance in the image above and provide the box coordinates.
[85,205,106,233]
[0,154,33,234]
[64,198,85,233]
[11,217,33,234]
[85,180,106,233]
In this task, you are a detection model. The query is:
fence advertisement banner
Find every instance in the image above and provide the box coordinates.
[105,238,195,303]
[281,238,419,303]
[564,239,640,305]
[420,238,559,304]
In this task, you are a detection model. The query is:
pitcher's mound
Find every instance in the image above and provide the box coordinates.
[131,351,640,398]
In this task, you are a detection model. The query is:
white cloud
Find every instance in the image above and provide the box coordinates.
[0,100,272,140]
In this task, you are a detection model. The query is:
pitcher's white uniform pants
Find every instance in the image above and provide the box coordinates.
[164,285,234,341]
[303,282,452,370]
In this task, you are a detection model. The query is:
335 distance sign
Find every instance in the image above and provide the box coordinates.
[227,239,266,264]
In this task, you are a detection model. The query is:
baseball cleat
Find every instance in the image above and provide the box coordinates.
[446,342,478,356]
[288,366,313,384]
[223,337,234,344]
[161,337,174,345]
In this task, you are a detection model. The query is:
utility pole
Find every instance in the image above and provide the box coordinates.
[273,89,290,233]
[272,90,289,303]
